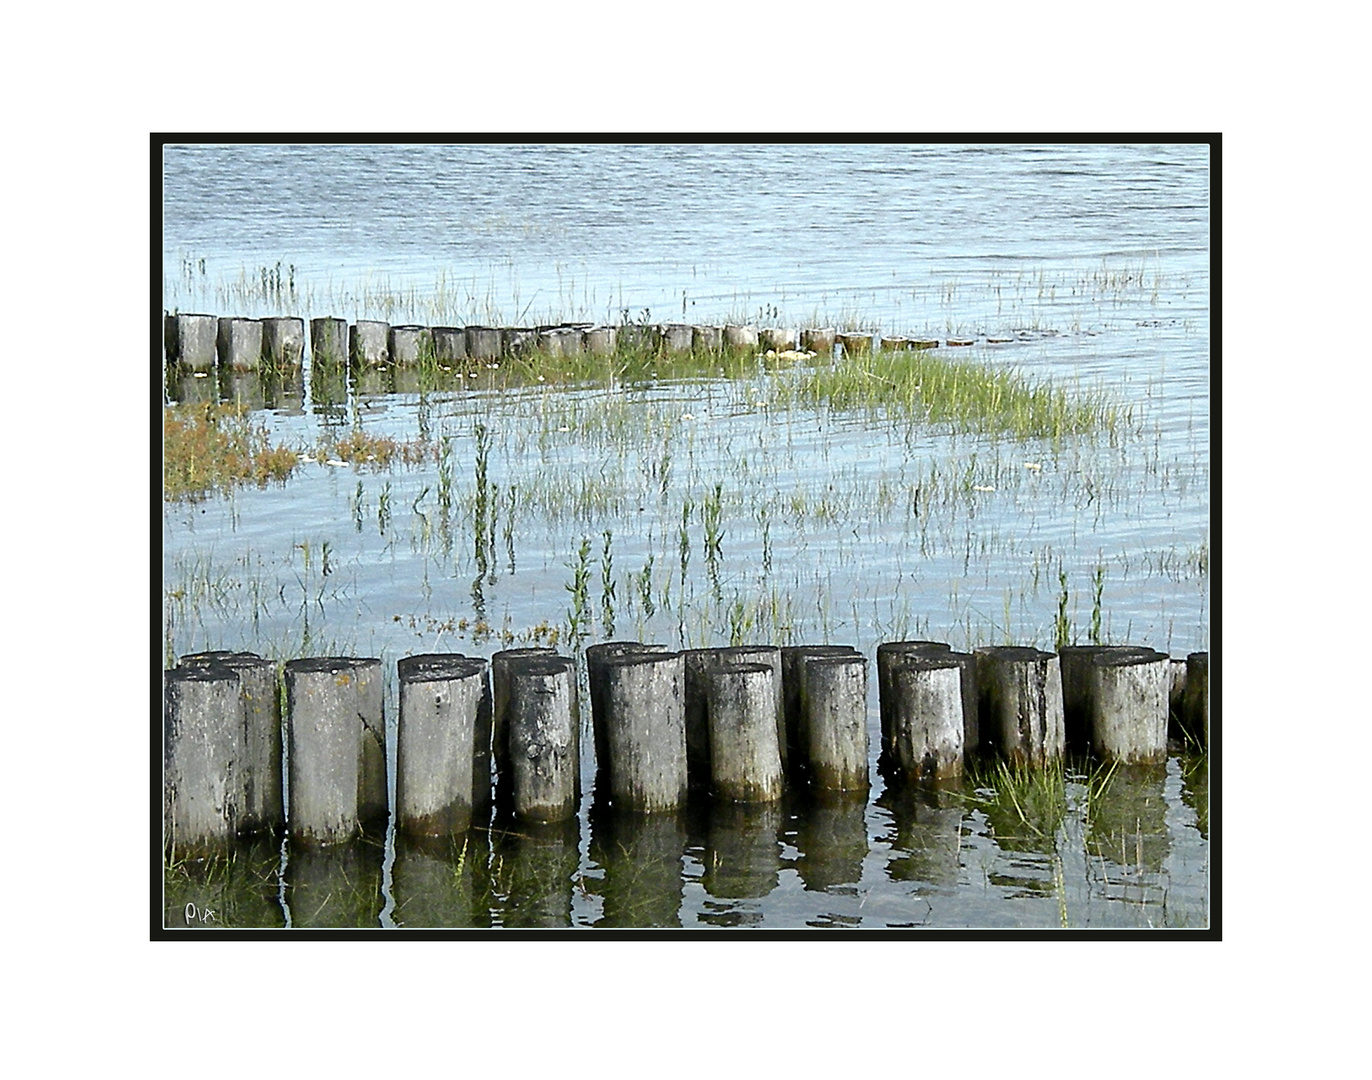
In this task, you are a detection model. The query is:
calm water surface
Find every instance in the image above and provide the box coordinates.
[161,142,1210,930]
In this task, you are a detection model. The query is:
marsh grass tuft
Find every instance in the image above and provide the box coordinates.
[786,347,1128,441]
[164,403,299,501]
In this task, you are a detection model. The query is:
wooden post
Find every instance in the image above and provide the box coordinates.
[164,663,247,855]
[261,317,305,369]
[217,316,263,372]
[309,317,348,365]
[389,324,432,366]
[780,645,860,776]
[617,323,660,355]
[660,324,693,354]
[431,326,467,364]
[760,327,797,352]
[1087,650,1171,764]
[1060,645,1163,752]
[585,641,668,783]
[801,653,869,793]
[350,320,390,367]
[836,332,871,358]
[506,655,580,824]
[601,651,687,812]
[501,327,539,358]
[723,325,759,353]
[800,327,836,355]
[876,640,951,760]
[890,655,964,783]
[491,647,559,797]
[1184,651,1209,748]
[179,651,282,836]
[465,326,501,361]
[396,655,491,837]
[584,326,617,356]
[706,661,783,803]
[283,658,382,845]
[167,313,219,371]
[692,325,723,354]
[681,648,719,788]
[974,646,1065,767]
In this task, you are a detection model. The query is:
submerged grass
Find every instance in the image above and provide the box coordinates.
[163,403,299,501]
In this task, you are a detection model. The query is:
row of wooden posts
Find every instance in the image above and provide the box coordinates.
[164,642,1209,856]
[161,312,979,374]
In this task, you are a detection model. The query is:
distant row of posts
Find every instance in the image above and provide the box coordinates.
[162,311,1004,375]
[164,641,1209,857]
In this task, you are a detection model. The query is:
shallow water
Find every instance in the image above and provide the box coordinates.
[160,142,1210,930]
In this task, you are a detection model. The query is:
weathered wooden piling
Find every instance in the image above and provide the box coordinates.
[431,326,467,363]
[660,323,694,354]
[491,647,559,790]
[800,327,836,355]
[692,325,723,354]
[682,648,720,786]
[876,640,952,759]
[974,646,1065,767]
[586,641,669,780]
[164,663,248,854]
[617,323,660,355]
[465,326,501,361]
[217,317,263,372]
[682,645,786,788]
[168,313,219,370]
[350,320,390,367]
[506,655,580,824]
[881,335,911,351]
[542,326,584,358]
[780,645,860,774]
[760,327,797,352]
[261,317,305,368]
[1183,651,1209,747]
[584,326,617,356]
[283,658,384,845]
[601,651,687,812]
[1059,645,1162,752]
[889,655,965,783]
[912,338,939,350]
[500,327,538,358]
[723,325,759,353]
[706,662,783,803]
[179,651,282,835]
[1086,650,1171,764]
[800,653,870,793]
[389,324,432,366]
[396,655,491,837]
[836,331,872,358]
[309,317,348,365]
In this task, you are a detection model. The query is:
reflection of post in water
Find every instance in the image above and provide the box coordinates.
[873,783,963,888]
[283,837,386,929]
[261,364,304,414]
[700,802,783,923]
[390,831,494,929]
[163,837,284,929]
[217,368,266,412]
[309,359,348,415]
[1085,762,1170,880]
[489,819,580,929]
[1179,753,1208,840]
[589,804,688,928]
[795,791,869,892]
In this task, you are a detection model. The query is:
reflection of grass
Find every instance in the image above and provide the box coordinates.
[163,403,298,501]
